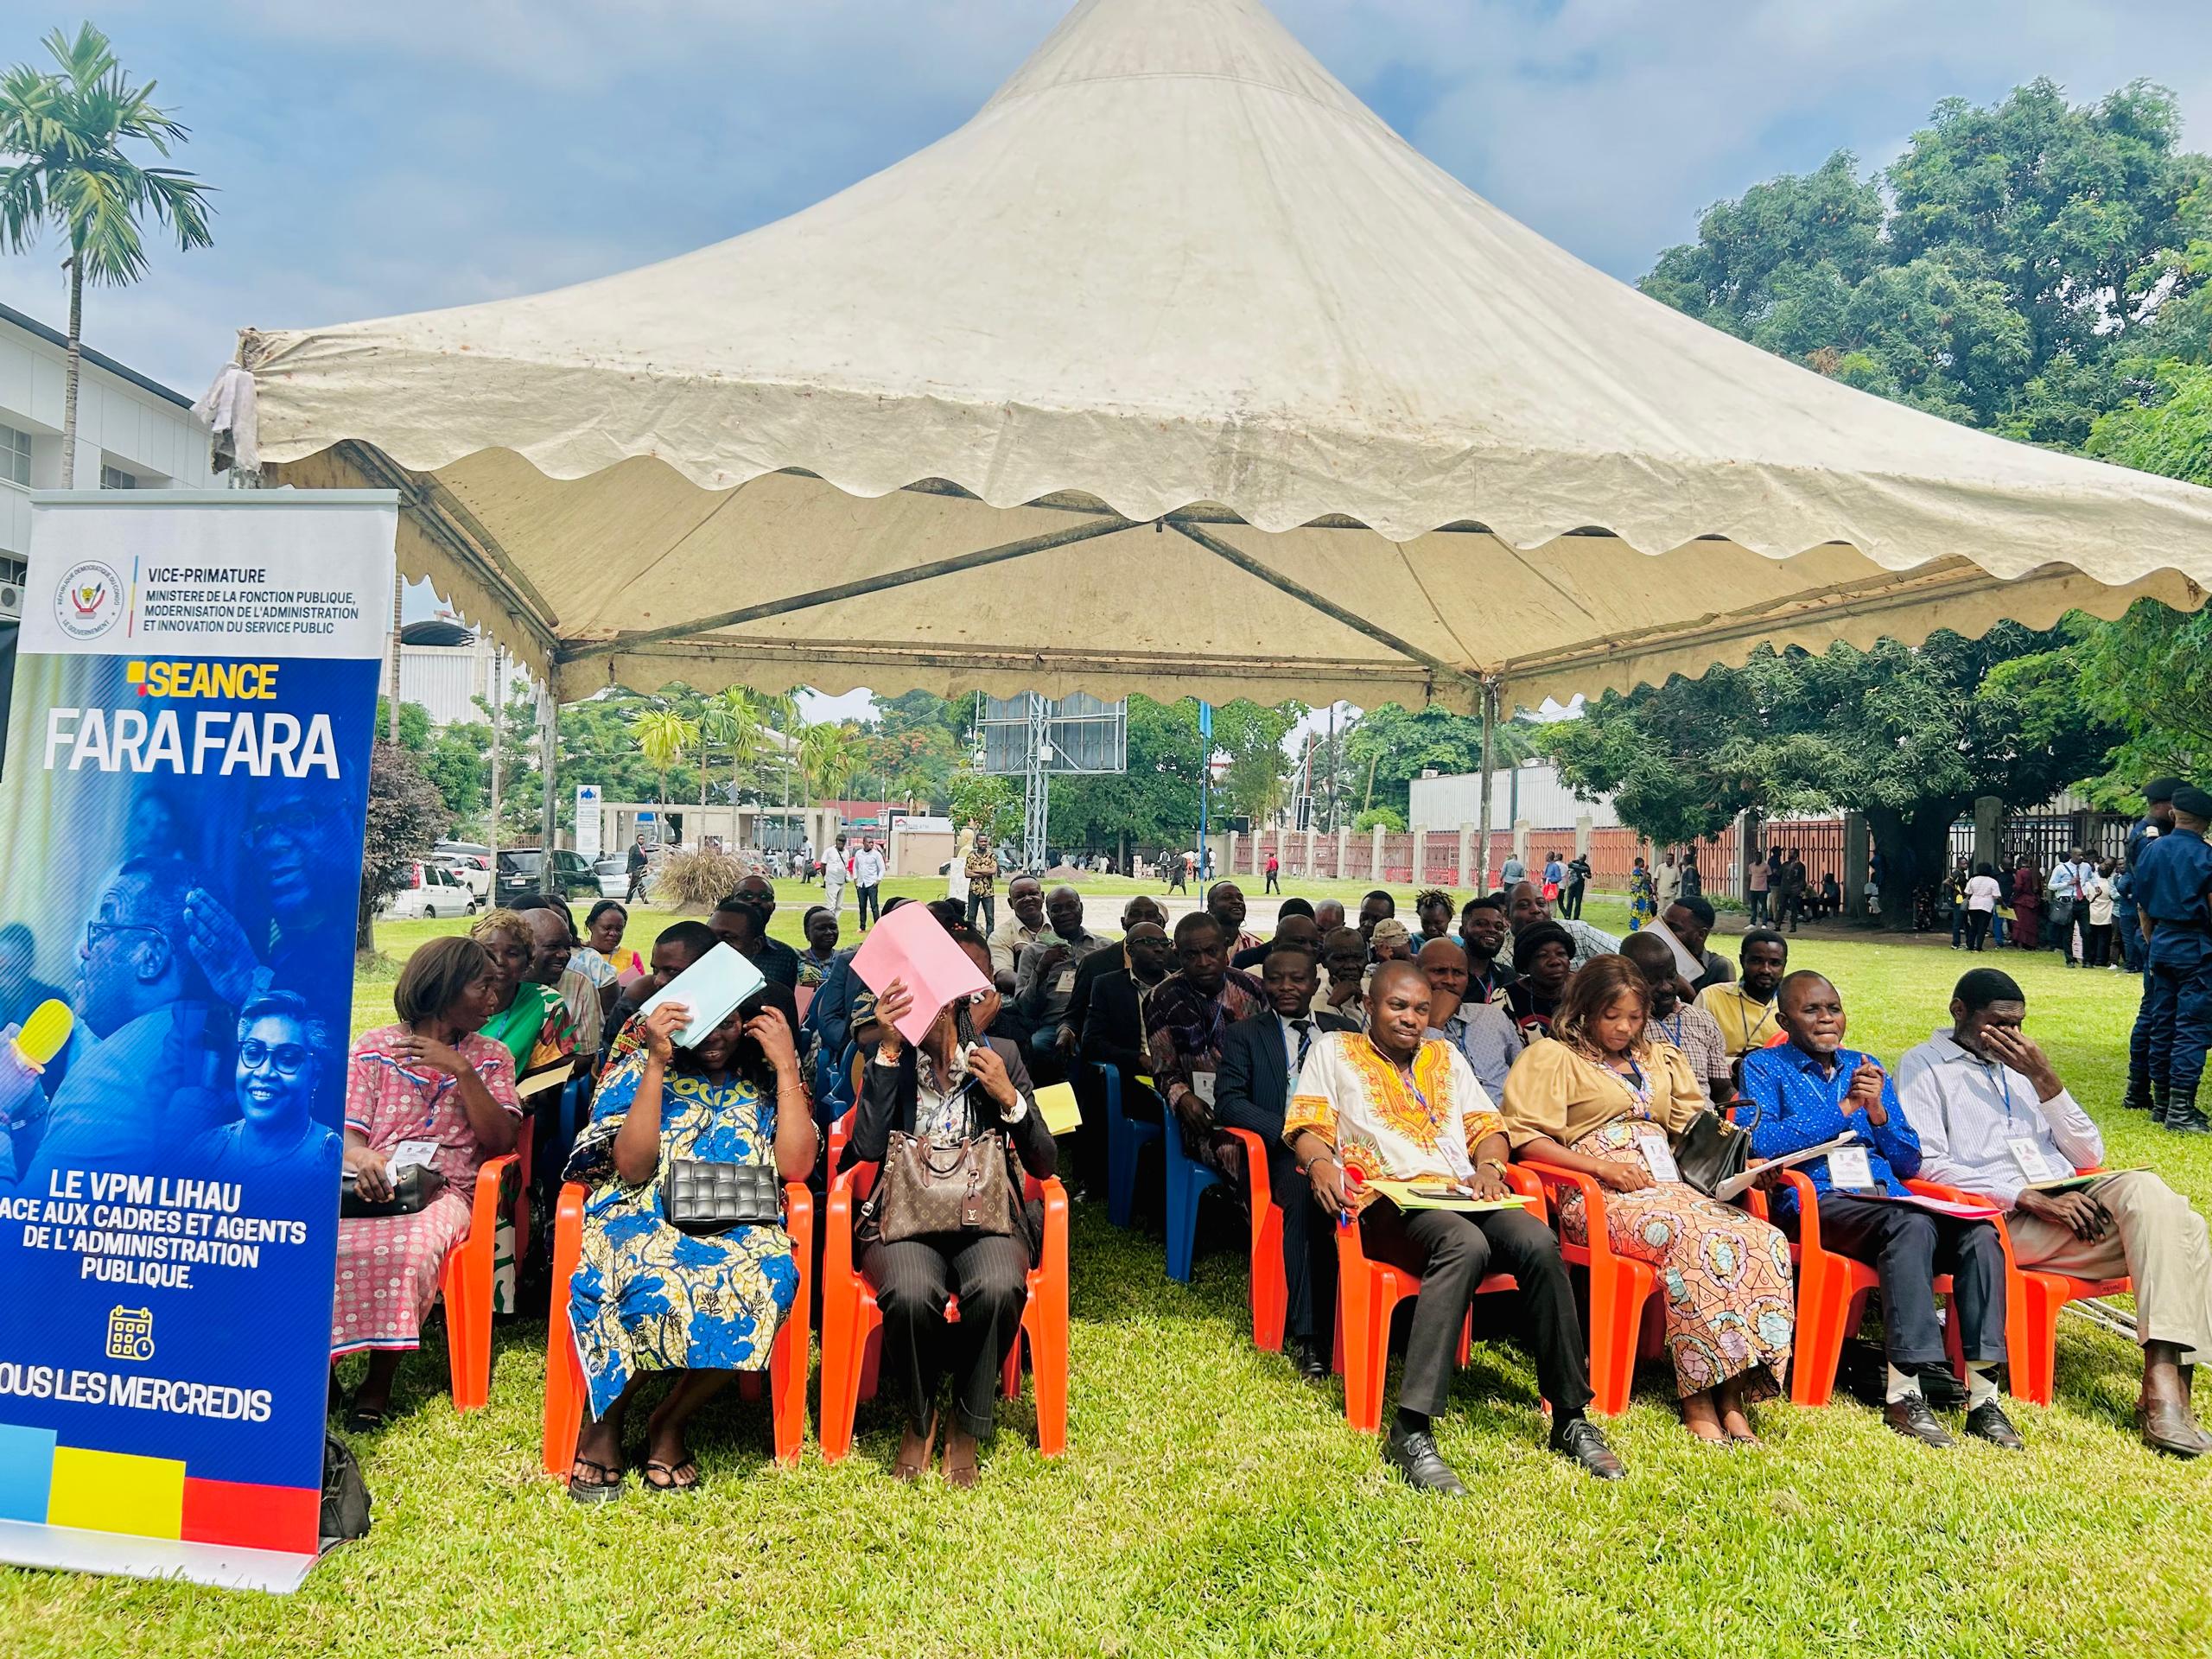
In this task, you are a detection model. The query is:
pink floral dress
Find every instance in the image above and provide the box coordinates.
[330,1026,520,1356]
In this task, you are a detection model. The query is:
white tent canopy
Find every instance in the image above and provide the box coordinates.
[239,0,2211,715]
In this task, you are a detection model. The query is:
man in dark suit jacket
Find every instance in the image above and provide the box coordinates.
[1058,895,1167,1060]
[1217,944,1353,1381]
[1074,922,1175,1192]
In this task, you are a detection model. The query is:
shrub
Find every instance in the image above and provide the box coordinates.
[1351,806,1407,833]
[655,847,749,912]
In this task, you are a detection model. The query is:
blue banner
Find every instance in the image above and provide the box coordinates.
[0,493,396,1591]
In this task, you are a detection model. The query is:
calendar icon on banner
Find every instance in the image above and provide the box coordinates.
[105,1305,155,1363]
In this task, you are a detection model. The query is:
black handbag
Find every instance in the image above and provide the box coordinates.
[1672,1108,1751,1198]
[660,1159,782,1236]
[340,1163,446,1218]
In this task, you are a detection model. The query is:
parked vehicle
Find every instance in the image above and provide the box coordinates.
[380,861,480,920]
[431,842,493,900]
[496,847,600,906]
[593,855,639,899]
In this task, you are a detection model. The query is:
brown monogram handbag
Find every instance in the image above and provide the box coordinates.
[865,1130,1021,1244]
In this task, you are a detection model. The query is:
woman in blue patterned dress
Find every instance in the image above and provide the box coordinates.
[563,997,817,1499]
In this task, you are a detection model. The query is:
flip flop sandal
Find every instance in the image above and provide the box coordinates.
[941,1434,981,1489]
[893,1414,938,1484]
[343,1403,389,1434]
[639,1458,700,1493]
[567,1458,626,1503]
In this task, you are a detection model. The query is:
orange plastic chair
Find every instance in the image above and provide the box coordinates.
[539,1177,815,1474]
[1220,1127,1288,1352]
[1749,1172,1972,1405]
[1905,1175,2126,1406]
[435,1154,518,1411]
[818,1158,1069,1462]
[1333,1167,1547,1433]
[1518,1160,1665,1415]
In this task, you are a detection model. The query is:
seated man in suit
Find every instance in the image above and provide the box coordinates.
[1897,967,2212,1458]
[1075,921,1175,1192]
[1216,944,1353,1381]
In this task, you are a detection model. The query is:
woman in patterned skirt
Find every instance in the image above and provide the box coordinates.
[1503,956,1795,1445]
[562,997,817,1500]
[333,937,521,1429]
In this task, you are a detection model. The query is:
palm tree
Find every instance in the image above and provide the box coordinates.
[701,687,764,813]
[893,763,935,813]
[801,721,860,805]
[631,709,696,809]
[0,25,213,486]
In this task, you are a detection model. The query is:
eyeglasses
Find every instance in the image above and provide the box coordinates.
[239,1039,310,1075]
[244,805,318,849]
[85,919,165,951]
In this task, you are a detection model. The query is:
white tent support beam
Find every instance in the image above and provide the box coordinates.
[1168,518,1478,704]
[537,683,560,884]
[1475,677,1497,892]
[556,514,1138,664]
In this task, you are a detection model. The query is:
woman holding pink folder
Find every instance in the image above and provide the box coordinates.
[852,924,1055,1487]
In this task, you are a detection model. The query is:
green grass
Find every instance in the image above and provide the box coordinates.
[8,881,2209,1656]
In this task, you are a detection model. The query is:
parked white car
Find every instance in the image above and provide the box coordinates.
[380,861,480,920]
[594,855,639,899]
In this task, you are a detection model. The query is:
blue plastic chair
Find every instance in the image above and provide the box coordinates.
[1159,1103,1224,1284]
[1097,1062,1161,1230]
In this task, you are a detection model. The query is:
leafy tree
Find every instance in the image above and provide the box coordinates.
[1643,80,2209,438]
[1338,704,1538,819]
[631,708,696,808]
[800,721,861,802]
[357,740,448,958]
[949,768,1020,843]
[1351,805,1406,833]
[0,23,213,486]
[1541,630,2124,928]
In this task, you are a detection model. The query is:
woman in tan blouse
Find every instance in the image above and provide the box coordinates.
[1503,957,1795,1445]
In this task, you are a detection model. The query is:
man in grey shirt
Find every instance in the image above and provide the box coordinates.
[1014,885,1111,1080]
[1417,938,1522,1101]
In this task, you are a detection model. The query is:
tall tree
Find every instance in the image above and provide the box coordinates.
[358,740,448,958]
[0,24,213,486]
[1642,80,2208,444]
[1541,631,2123,928]
[631,708,696,809]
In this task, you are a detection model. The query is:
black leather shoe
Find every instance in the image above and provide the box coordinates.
[1964,1400,2025,1450]
[1294,1339,1331,1384]
[1383,1426,1467,1495]
[1883,1395,1955,1447]
[1550,1416,1626,1479]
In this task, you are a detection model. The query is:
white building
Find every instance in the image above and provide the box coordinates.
[1408,761,1621,832]
[1,300,215,609]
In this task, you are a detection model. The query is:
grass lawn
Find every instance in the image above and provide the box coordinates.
[7,879,2209,1656]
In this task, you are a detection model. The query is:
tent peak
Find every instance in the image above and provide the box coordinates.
[983,0,1378,128]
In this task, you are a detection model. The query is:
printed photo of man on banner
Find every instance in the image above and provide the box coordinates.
[0,491,396,1592]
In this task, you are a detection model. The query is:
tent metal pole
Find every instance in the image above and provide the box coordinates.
[1475,678,1498,893]
[537,681,560,891]
[560,516,1135,661]
[1167,521,1479,702]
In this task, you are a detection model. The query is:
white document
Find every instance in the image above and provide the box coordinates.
[639,942,768,1047]
[1192,1071,1217,1107]
[1711,1134,1864,1202]
[1637,917,1704,982]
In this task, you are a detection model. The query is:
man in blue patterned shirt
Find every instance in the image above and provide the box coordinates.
[1742,970,2019,1451]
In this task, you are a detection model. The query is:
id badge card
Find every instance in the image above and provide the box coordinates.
[1054,965,1077,995]
[1192,1071,1217,1108]
[2007,1137,2058,1183]
[1636,1127,1680,1185]
[1826,1144,1875,1191]
[389,1138,442,1173]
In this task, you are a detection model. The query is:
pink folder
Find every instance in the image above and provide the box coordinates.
[849,900,991,1046]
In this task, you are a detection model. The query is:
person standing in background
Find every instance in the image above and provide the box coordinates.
[852,837,887,931]
[1264,850,1281,895]
[1654,851,1682,910]
[823,833,850,917]
[1747,852,1770,927]
[625,832,652,902]
[1563,852,1591,919]
[964,825,1000,932]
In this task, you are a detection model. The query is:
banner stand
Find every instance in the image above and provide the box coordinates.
[0,491,397,1592]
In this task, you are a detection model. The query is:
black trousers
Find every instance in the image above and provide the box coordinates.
[1796,1194,2007,1369]
[1264,869,1280,893]
[967,891,995,931]
[1358,1201,1593,1419]
[1965,908,1992,951]
[1562,882,1585,919]
[856,884,881,928]
[861,1231,1032,1440]
[1259,1141,1336,1347]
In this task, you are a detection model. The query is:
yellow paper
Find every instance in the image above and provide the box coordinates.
[1361,1177,1534,1213]
[1034,1082,1084,1137]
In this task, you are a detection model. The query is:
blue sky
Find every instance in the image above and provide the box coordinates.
[3,0,2208,723]
[4,0,2207,400]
